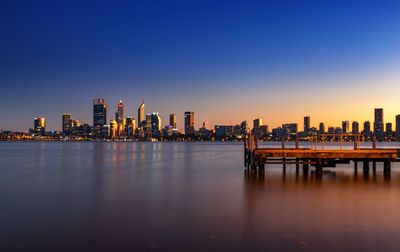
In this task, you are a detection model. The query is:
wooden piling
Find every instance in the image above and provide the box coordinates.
[373,136,376,149]
[296,134,299,149]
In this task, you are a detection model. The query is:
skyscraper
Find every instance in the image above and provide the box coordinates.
[363,121,371,137]
[240,121,248,134]
[203,120,210,130]
[116,100,124,125]
[304,116,310,134]
[169,114,177,129]
[151,112,162,137]
[184,111,194,135]
[352,121,359,134]
[62,113,71,134]
[110,120,117,139]
[115,100,124,137]
[125,117,136,137]
[374,108,384,140]
[396,115,400,139]
[319,122,325,134]
[386,123,393,133]
[145,114,152,135]
[253,118,262,129]
[93,98,107,128]
[342,121,349,133]
[34,118,46,136]
[138,100,145,128]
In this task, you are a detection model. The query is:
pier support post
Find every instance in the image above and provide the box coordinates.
[315,162,323,178]
[258,162,265,177]
[303,161,309,174]
[363,161,369,179]
[384,160,391,174]
[296,134,299,149]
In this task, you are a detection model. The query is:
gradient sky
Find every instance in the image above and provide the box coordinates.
[1,0,400,131]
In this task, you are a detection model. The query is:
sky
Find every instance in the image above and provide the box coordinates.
[1,0,400,131]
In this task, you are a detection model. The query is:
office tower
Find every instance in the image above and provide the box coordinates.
[342,121,349,133]
[125,117,136,137]
[169,114,177,129]
[145,114,152,134]
[352,121,359,134]
[109,120,117,139]
[115,100,124,137]
[116,100,124,125]
[374,108,384,140]
[253,118,262,129]
[319,122,325,134]
[240,121,248,134]
[304,116,310,134]
[396,115,400,139]
[93,98,107,128]
[386,123,392,133]
[33,118,46,136]
[328,127,335,134]
[282,123,298,133]
[62,113,71,134]
[363,121,371,136]
[138,100,145,128]
[215,125,234,138]
[184,111,194,135]
[151,112,162,137]
[203,120,210,130]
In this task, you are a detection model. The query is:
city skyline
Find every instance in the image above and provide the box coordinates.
[2,1,400,131]
[4,97,400,133]
[18,99,400,136]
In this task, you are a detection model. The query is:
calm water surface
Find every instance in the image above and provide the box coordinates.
[2,141,400,251]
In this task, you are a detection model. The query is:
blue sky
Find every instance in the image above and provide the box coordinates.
[1,0,400,131]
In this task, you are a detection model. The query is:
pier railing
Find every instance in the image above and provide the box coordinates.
[244,133,397,175]
[245,133,374,151]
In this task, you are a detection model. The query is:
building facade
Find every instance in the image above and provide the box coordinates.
[184,111,194,135]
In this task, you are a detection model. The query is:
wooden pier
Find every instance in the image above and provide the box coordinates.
[244,134,400,175]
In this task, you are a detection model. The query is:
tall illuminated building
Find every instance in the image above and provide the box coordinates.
[319,122,325,134]
[115,100,124,137]
[184,111,194,135]
[125,117,136,137]
[115,100,124,124]
[93,98,107,126]
[396,115,400,139]
[253,118,262,129]
[203,120,210,130]
[342,121,349,133]
[146,114,152,135]
[93,98,107,137]
[352,121,359,134]
[34,118,46,136]
[363,121,371,137]
[169,114,177,129]
[109,120,117,139]
[374,108,384,140]
[240,121,248,134]
[386,122,393,134]
[62,113,71,134]
[151,112,162,137]
[304,116,310,134]
[138,100,145,128]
